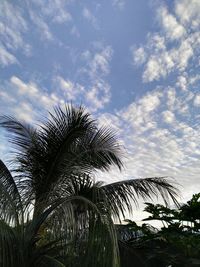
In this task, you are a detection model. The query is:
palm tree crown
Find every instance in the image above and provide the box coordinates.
[0,104,179,267]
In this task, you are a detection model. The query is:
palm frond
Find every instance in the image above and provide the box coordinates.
[30,195,119,267]
[39,105,122,180]
[0,116,40,201]
[102,177,179,220]
[71,126,123,172]
[0,160,20,202]
[0,160,22,225]
[0,115,37,152]
[0,220,18,267]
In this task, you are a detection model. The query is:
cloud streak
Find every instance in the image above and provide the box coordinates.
[0,1,30,66]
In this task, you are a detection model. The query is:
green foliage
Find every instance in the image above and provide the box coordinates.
[122,193,200,266]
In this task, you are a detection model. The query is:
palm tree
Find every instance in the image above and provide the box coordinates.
[0,159,119,267]
[0,104,179,266]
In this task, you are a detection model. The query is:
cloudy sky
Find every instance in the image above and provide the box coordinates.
[1,0,200,218]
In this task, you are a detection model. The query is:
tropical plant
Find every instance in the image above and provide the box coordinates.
[121,194,200,267]
[143,198,200,266]
[0,156,119,267]
[0,104,179,267]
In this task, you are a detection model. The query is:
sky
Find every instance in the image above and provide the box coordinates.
[1,0,200,221]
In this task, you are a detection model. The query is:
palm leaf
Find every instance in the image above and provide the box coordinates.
[0,116,37,151]
[0,160,20,202]
[102,177,179,220]
[0,160,22,225]
[0,116,40,199]
[72,126,123,172]
[0,220,18,267]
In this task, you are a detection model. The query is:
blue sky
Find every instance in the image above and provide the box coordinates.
[1,0,200,219]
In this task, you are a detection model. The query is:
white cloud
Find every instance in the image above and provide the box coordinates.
[56,76,85,101]
[82,7,98,28]
[142,53,172,82]
[89,46,113,78]
[175,0,200,30]
[43,44,114,113]
[1,63,113,123]
[2,2,27,32]
[11,76,39,96]
[80,45,113,111]
[0,44,17,66]
[32,0,72,24]
[0,2,30,65]
[194,94,200,106]
[120,91,161,132]
[0,91,15,102]
[158,6,186,41]
[142,38,193,82]
[0,76,65,122]
[162,110,175,124]
[97,112,123,134]
[176,75,188,90]
[29,11,53,41]
[132,47,146,65]
[148,34,166,52]
[86,80,111,110]
[26,0,72,42]
[53,45,113,112]
[172,39,193,70]
[138,93,160,112]
[131,2,200,83]
[0,22,23,50]
[14,102,35,123]
[166,87,176,108]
